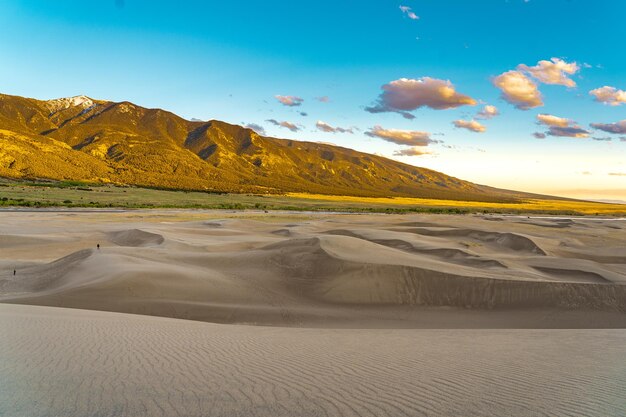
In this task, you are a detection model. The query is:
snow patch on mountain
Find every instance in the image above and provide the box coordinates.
[46,95,94,114]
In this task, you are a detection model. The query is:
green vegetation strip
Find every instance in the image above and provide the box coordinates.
[0,179,623,216]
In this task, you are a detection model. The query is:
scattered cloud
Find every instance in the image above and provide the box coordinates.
[517,58,579,87]
[315,96,330,103]
[476,105,499,119]
[546,125,589,138]
[535,114,588,137]
[581,171,592,175]
[621,137,626,142]
[453,119,486,133]
[533,132,547,139]
[592,137,612,142]
[274,95,303,107]
[393,147,429,156]
[366,77,476,118]
[494,58,579,110]
[589,86,626,106]
[590,120,626,134]
[315,120,354,134]
[399,5,419,20]
[365,125,434,146]
[300,112,308,116]
[493,70,542,110]
[243,123,266,135]
[536,113,571,127]
[266,119,300,132]
[609,172,626,177]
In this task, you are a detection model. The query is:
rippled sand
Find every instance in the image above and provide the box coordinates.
[1,210,625,416]
[1,304,625,417]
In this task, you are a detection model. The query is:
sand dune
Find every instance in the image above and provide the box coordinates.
[1,211,625,416]
[0,211,626,327]
[107,228,165,247]
[1,210,625,327]
[1,303,625,417]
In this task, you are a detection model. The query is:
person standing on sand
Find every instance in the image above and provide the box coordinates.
[13,269,16,276]
[97,244,100,250]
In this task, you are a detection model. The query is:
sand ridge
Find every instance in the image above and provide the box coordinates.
[0,210,625,327]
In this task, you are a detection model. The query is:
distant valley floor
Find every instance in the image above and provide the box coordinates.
[1,179,626,215]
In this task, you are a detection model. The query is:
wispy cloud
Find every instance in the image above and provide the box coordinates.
[493,70,542,110]
[399,5,419,20]
[315,120,353,134]
[243,123,266,135]
[365,77,476,118]
[609,172,626,177]
[546,125,589,138]
[315,96,330,103]
[533,132,547,139]
[592,137,612,141]
[517,58,579,87]
[536,114,571,127]
[476,105,499,119]
[266,119,300,132]
[590,120,626,134]
[393,147,429,156]
[453,119,486,133]
[365,125,434,146]
[535,113,588,137]
[589,86,626,106]
[274,95,304,107]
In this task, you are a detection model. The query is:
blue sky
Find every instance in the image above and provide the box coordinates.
[1,0,625,200]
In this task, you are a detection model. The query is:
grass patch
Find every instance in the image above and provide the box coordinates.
[0,178,624,215]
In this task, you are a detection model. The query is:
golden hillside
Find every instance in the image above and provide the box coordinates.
[0,92,538,202]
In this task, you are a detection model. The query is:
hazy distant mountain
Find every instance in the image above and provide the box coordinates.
[0,92,531,201]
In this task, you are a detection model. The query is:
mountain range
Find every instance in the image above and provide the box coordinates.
[0,93,537,202]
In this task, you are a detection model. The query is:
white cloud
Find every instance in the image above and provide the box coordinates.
[365,125,434,146]
[517,58,579,87]
[266,119,300,132]
[534,113,588,137]
[399,5,419,20]
[476,105,499,119]
[589,86,626,106]
[315,120,353,134]
[366,77,476,117]
[590,120,626,134]
[393,147,429,156]
[493,70,543,110]
[536,114,571,127]
[243,123,266,135]
[546,126,589,138]
[274,95,304,107]
[453,119,486,133]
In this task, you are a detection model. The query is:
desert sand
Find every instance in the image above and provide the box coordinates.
[1,210,625,327]
[1,303,625,417]
[1,210,626,416]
